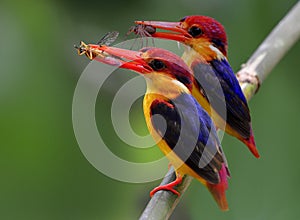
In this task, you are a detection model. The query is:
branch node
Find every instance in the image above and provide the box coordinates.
[237,71,261,94]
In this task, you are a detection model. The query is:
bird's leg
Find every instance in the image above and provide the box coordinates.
[150,174,183,197]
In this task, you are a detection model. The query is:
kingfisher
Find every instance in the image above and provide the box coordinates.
[75,43,230,210]
[134,16,260,158]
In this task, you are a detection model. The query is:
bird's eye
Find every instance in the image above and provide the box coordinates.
[188,26,203,37]
[149,59,166,71]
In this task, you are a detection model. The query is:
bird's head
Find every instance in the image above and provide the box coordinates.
[135,16,228,58]
[89,46,194,91]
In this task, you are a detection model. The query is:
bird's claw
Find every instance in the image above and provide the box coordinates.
[150,175,183,197]
[150,185,181,197]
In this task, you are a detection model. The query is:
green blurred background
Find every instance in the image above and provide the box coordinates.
[1,0,300,219]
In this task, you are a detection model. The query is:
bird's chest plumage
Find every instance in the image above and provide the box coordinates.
[143,93,188,174]
[142,81,190,171]
[143,93,164,139]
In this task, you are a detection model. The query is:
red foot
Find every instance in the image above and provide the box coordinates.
[150,175,183,197]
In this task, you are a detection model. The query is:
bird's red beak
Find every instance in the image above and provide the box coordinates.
[135,20,191,43]
[99,46,152,74]
[75,42,152,74]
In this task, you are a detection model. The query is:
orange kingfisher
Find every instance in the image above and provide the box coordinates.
[75,43,230,210]
[134,16,260,158]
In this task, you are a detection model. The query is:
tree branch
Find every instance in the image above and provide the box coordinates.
[139,2,300,220]
[237,1,300,100]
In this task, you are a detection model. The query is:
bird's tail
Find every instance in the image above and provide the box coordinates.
[242,133,260,158]
[207,164,229,211]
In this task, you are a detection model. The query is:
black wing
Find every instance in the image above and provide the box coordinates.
[192,59,251,139]
[150,93,225,184]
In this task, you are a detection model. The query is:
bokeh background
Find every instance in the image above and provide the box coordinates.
[1,0,300,219]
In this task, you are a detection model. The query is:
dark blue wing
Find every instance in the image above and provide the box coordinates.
[192,58,251,138]
[150,93,224,184]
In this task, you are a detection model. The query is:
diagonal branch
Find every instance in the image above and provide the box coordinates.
[139,2,300,220]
